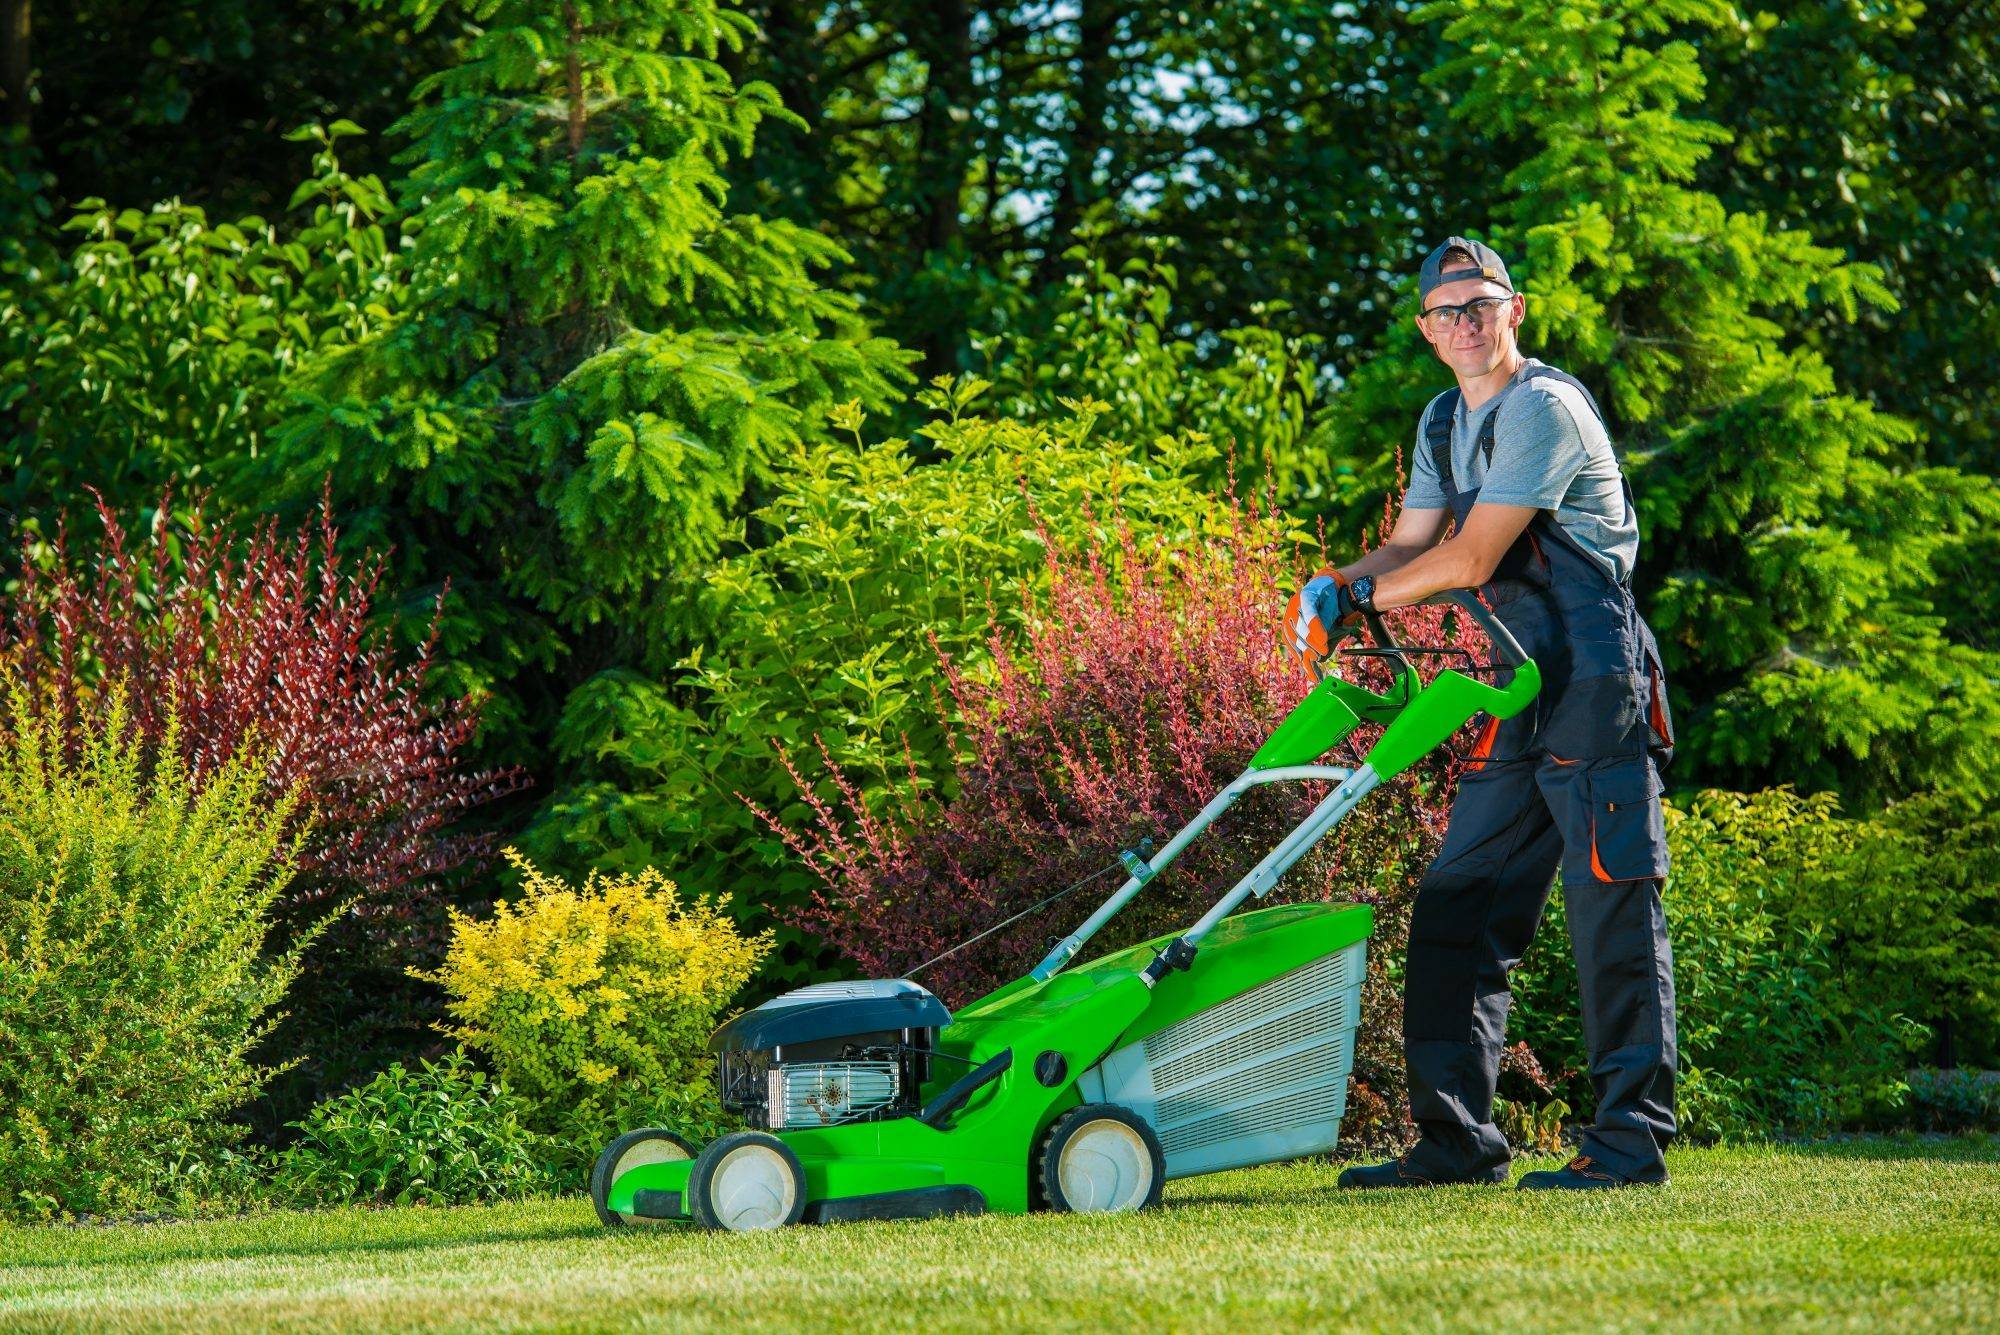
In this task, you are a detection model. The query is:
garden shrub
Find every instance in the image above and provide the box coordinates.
[0,693,307,1219]
[272,1054,561,1206]
[1511,788,1920,1139]
[4,490,526,1133]
[1807,787,2000,1069]
[975,234,1325,496]
[1904,1069,2000,1133]
[765,498,1490,1149]
[0,123,397,529]
[6,492,523,932]
[526,387,1242,988]
[421,852,770,1177]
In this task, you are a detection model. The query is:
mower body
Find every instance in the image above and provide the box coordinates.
[597,899,1369,1222]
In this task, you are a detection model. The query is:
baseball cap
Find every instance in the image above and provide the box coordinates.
[1418,236,1514,302]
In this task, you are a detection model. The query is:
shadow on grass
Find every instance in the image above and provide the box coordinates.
[4,1215,610,1275]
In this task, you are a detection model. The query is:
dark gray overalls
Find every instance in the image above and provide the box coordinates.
[1402,364,1679,1183]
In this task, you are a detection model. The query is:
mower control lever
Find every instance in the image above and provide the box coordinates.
[1358,610,1416,680]
[916,1048,1013,1130]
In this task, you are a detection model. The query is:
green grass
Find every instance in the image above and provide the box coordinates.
[3,1138,1996,1332]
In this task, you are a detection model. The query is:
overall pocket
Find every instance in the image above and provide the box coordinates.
[1580,758,1668,883]
[1643,648,1676,767]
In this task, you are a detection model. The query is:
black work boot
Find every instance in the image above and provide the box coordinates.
[1516,1153,1667,1191]
[1338,1153,1509,1189]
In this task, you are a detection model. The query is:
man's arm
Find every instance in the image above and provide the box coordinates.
[1364,501,1539,609]
[1337,505,1450,582]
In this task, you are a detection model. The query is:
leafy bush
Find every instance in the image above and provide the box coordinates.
[1904,1069,2000,1133]
[0,123,396,527]
[526,389,1242,987]
[272,1054,561,1206]
[421,852,770,1176]
[975,235,1325,495]
[766,498,1488,1149]
[7,493,523,931]
[1511,789,1921,1139]
[0,693,307,1219]
[1802,787,2000,1069]
[4,491,526,1133]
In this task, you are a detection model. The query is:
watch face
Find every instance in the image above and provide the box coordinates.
[1353,576,1375,610]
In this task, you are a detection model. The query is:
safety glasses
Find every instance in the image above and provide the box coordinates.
[1418,294,1513,334]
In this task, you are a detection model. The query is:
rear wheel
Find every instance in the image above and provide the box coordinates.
[1037,1104,1165,1214]
[687,1131,808,1232]
[591,1128,697,1228]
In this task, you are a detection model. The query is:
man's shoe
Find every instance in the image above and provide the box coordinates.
[1337,1154,1508,1189]
[1516,1154,1666,1191]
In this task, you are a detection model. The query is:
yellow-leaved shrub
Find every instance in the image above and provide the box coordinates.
[420,850,769,1170]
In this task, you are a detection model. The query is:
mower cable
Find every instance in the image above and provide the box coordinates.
[906,858,1125,979]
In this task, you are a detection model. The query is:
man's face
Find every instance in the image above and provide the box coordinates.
[1415,276,1525,378]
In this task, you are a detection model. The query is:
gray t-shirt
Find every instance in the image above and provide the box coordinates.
[1401,358,1638,585]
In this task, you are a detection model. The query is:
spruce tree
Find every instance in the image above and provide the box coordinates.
[1314,0,2000,805]
[266,0,913,757]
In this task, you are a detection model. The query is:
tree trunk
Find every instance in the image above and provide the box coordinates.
[2,0,29,136]
[1035,3,1115,292]
[563,1,585,157]
[910,0,973,373]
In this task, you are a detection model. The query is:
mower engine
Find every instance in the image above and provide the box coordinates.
[711,980,952,1131]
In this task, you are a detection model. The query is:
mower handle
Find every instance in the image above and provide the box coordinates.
[1424,589,1531,669]
[1328,591,1524,680]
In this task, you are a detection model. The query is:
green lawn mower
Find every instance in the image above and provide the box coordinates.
[590,591,1538,1231]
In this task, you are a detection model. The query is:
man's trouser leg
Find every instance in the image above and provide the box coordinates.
[1402,757,1561,1180]
[1542,757,1678,1182]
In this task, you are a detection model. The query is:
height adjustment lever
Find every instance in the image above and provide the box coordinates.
[1141,936,1199,987]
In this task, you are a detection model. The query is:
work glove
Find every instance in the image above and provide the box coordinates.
[1281,566,1359,677]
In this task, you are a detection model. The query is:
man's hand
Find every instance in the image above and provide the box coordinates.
[1281,567,1355,677]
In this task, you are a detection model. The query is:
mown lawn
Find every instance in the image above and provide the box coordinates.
[3,1137,1995,1332]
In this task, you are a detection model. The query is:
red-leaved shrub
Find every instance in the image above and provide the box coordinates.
[4,491,531,1134]
[762,491,1492,1148]
[2,492,527,935]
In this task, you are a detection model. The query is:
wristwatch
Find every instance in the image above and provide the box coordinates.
[1349,574,1378,614]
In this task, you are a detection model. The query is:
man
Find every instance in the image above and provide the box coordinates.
[1288,237,1678,1190]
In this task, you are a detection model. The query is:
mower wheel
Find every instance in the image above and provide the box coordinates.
[1037,1103,1165,1214]
[687,1131,808,1232]
[591,1128,697,1228]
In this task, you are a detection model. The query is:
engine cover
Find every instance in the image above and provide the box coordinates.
[709,979,951,1054]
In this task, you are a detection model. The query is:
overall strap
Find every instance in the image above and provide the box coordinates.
[1468,366,1610,470]
[1471,364,1636,590]
[1425,388,1461,497]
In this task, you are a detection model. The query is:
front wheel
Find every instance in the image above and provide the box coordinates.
[1037,1104,1165,1214]
[687,1131,808,1232]
[591,1128,697,1228]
